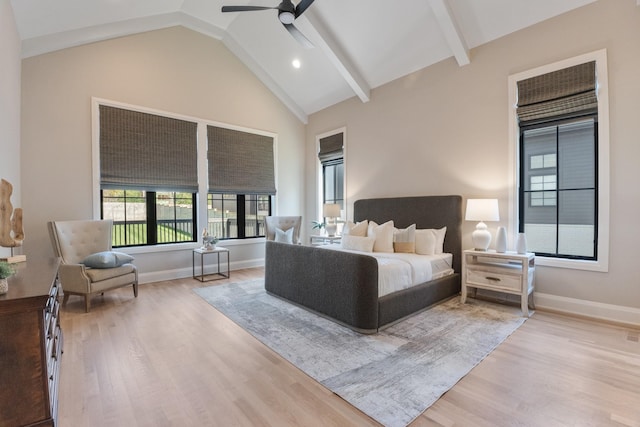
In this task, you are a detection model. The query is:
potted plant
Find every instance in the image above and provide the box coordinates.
[0,261,15,295]
[312,221,326,235]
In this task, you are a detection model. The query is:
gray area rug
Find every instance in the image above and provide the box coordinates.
[194,280,528,427]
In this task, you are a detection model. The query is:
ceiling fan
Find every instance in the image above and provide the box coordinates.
[221,0,315,48]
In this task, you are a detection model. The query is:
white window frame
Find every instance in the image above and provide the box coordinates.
[507,49,610,272]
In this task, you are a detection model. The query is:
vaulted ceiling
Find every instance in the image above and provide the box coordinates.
[11,0,598,123]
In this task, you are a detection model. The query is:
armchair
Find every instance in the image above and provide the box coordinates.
[265,216,302,244]
[48,219,138,312]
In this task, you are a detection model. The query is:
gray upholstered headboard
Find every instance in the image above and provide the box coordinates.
[353,195,463,274]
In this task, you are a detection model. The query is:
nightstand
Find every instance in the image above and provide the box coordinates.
[461,249,535,316]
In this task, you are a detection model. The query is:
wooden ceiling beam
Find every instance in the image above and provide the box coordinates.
[427,0,470,66]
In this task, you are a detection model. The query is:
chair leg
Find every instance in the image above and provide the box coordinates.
[63,293,70,306]
[84,295,91,313]
[133,282,139,298]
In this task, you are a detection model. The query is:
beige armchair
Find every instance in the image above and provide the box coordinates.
[48,219,138,312]
[265,216,302,244]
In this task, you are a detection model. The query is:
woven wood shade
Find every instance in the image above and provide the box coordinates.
[517,61,597,125]
[318,132,344,163]
[207,126,276,195]
[99,105,198,192]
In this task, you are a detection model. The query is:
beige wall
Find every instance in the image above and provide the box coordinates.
[14,0,640,318]
[306,0,640,313]
[0,0,22,259]
[20,26,305,278]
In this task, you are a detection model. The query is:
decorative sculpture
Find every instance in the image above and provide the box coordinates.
[201,228,218,250]
[0,179,26,263]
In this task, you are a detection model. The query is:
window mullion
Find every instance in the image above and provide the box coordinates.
[147,192,157,244]
[237,195,246,239]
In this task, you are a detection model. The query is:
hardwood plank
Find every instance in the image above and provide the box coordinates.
[58,268,640,426]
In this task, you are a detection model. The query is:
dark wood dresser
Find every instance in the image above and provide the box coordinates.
[0,258,62,427]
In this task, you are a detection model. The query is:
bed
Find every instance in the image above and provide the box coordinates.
[264,195,462,334]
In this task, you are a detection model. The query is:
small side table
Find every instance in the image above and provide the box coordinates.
[309,235,342,246]
[461,249,535,316]
[193,247,230,282]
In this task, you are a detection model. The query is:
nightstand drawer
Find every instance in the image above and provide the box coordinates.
[466,268,522,291]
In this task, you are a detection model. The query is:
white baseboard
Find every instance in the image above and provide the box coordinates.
[138,258,265,284]
[535,292,640,327]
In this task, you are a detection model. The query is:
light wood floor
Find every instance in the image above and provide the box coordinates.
[58,268,640,426]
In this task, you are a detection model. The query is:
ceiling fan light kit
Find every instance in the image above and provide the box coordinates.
[279,11,295,24]
[222,0,315,47]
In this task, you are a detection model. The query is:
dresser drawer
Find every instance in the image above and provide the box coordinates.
[49,326,63,413]
[44,280,60,338]
[466,268,523,292]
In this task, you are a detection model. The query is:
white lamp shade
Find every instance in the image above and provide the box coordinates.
[465,199,500,222]
[323,203,341,218]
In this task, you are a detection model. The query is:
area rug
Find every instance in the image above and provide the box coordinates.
[194,280,528,427]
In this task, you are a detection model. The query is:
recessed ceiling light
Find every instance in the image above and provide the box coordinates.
[292,59,301,69]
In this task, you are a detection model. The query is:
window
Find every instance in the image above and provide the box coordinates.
[528,152,558,207]
[520,118,597,258]
[98,104,199,247]
[323,159,344,207]
[94,100,279,248]
[103,190,196,246]
[509,49,610,271]
[530,153,557,169]
[207,193,271,239]
[318,129,345,215]
[206,125,275,239]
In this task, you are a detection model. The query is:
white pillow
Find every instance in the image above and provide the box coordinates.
[341,235,375,252]
[342,220,368,237]
[415,227,447,255]
[393,224,416,253]
[274,227,294,244]
[367,220,394,253]
[415,229,436,255]
[434,226,447,254]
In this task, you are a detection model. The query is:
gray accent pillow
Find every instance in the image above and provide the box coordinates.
[82,251,134,268]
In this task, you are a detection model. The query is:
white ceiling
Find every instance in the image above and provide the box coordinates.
[11,0,598,123]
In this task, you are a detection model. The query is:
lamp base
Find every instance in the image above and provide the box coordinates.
[471,222,492,251]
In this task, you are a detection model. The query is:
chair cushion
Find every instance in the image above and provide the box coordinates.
[83,251,134,268]
[85,263,136,282]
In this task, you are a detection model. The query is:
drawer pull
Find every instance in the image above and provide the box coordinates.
[485,276,502,282]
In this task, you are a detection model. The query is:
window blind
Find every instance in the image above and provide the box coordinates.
[318,132,344,163]
[517,61,597,126]
[99,105,198,192]
[207,126,276,195]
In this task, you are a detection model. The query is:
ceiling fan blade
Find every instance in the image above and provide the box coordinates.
[283,23,314,48]
[221,6,277,13]
[294,0,315,18]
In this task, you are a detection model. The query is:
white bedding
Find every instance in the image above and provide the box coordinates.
[319,244,454,297]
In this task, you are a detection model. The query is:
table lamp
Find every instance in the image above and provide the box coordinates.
[465,199,499,251]
[323,203,341,237]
